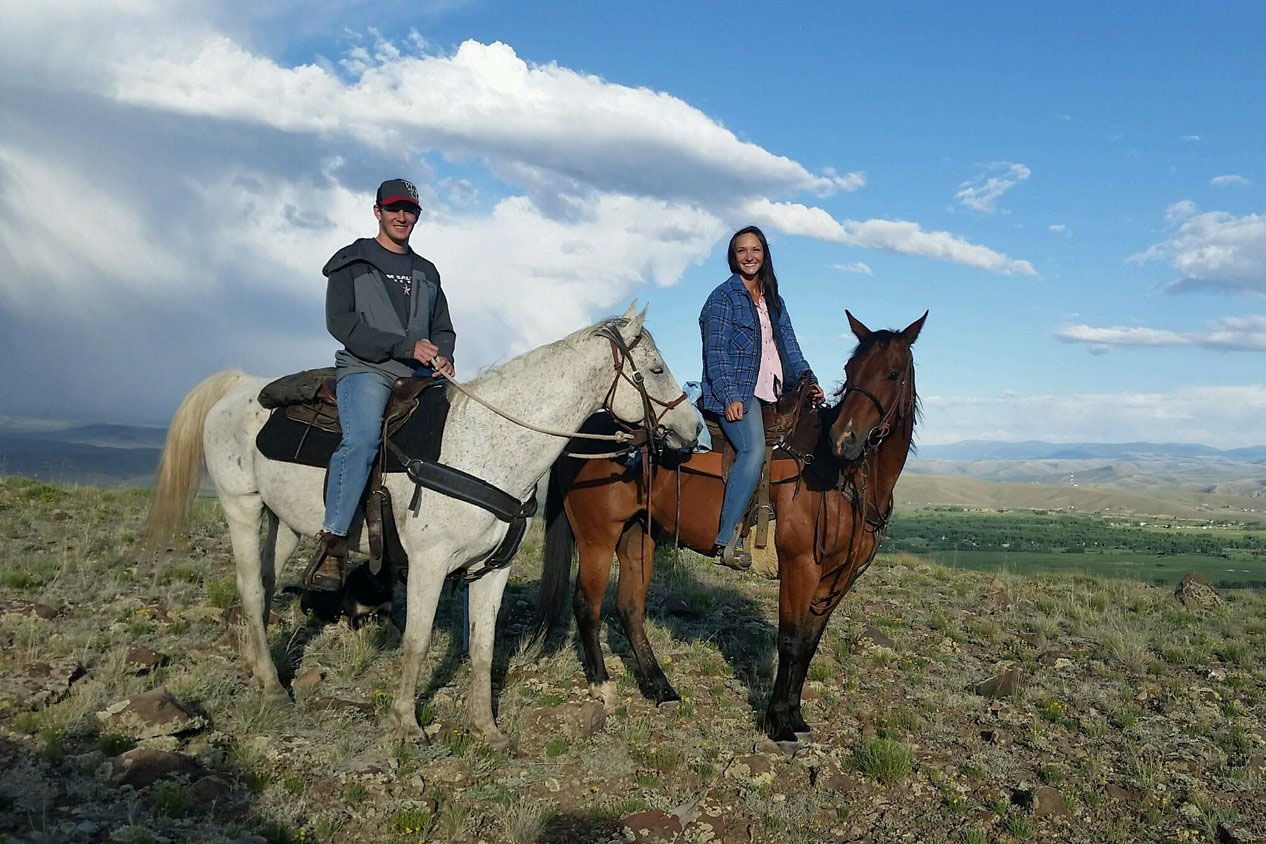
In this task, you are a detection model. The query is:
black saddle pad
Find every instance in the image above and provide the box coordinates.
[255,382,450,471]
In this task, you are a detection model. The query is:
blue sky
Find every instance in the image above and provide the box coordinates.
[1,1,1263,445]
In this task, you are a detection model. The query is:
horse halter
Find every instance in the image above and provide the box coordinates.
[838,352,913,457]
[597,321,688,452]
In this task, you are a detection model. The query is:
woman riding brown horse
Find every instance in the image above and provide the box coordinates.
[538,310,926,743]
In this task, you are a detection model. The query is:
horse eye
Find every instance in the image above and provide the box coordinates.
[887,371,899,381]
[651,366,665,375]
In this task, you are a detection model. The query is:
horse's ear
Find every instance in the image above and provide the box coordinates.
[846,310,871,342]
[622,301,638,321]
[623,304,646,340]
[900,310,928,345]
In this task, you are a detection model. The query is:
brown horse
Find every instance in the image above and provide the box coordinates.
[538,310,926,743]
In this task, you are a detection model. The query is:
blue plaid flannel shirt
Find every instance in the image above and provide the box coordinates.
[698,274,814,414]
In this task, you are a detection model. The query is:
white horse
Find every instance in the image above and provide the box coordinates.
[147,305,699,748]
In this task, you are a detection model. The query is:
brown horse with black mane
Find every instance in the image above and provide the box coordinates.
[538,310,926,744]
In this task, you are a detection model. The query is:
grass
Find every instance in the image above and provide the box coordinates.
[1,477,1264,842]
[854,737,913,784]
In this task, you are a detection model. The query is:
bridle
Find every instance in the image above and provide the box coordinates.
[597,321,689,456]
[836,351,913,459]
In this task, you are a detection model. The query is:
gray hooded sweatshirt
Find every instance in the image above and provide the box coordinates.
[323,238,456,385]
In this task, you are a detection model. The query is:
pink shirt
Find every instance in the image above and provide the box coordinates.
[753,296,783,402]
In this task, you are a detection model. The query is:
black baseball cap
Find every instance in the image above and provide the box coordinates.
[376,178,421,209]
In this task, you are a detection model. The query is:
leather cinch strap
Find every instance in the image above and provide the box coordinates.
[383,439,538,584]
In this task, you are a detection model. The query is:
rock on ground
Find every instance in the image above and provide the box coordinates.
[96,687,207,739]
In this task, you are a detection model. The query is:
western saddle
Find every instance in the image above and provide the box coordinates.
[696,372,819,549]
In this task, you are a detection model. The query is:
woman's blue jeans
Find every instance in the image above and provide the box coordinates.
[714,402,766,548]
[322,373,394,536]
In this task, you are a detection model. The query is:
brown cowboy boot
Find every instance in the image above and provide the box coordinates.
[713,527,752,571]
[303,531,348,592]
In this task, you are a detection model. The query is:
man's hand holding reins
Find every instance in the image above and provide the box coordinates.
[411,339,455,378]
[430,356,454,378]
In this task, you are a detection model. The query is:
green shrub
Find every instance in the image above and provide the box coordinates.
[12,712,41,735]
[152,781,190,818]
[207,579,236,609]
[39,726,65,762]
[1005,812,1033,838]
[855,737,912,784]
[98,732,135,756]
[389,805,435,837]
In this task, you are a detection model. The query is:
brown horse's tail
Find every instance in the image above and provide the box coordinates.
[533,460,575,641]
[145,370,247,548]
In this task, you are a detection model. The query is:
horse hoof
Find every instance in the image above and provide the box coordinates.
[776,739,801,758]
[589,682,618,713]
[794,729,814,743]
[656,698,680,713]
[767,724,799,744]
[264,690,293,707]
[653,686,681,706]
[394,723,426,744]
[479,729,515,754]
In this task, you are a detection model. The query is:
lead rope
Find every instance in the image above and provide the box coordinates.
[640,444,654,588]
[431,366,634,444]
[673,466,682,562]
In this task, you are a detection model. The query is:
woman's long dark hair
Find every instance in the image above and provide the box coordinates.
[727,225,780,318]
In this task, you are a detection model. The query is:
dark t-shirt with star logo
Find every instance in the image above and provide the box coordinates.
[367,240,415,331]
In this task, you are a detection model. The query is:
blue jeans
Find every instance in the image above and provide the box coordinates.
[322,373,394,536]
[714,402,765,547]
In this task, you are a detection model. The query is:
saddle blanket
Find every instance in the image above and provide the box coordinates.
[255,382,450,472]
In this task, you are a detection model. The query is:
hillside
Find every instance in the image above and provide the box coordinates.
[0,423,165,486]
[905,456,1266,498]
[915,440,1266,463]
[895,474,1266,527]
[1,478,1263,843]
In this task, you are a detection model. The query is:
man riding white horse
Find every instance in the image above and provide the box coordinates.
[307,178,457,591]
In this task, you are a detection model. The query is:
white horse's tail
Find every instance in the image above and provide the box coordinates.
[146,370,249,547]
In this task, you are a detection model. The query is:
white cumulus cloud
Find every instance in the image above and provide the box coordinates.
[833,262,873,275]
[1055,316,1266,352]
[1132,204,1266,295]
[1054,324,1190,347]
[744,199,1036,275]
[1211,174,1251,188]
[1164,200,1198,224]
[954,162,1031,214]
[921,385,1266,448]
[0,3,1038,421]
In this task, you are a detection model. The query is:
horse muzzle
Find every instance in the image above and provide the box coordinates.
[657,425,699,455]
[832,422,865,462]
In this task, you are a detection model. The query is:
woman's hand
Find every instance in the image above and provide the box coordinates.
[724,400,744,422]
[809,382,825,406]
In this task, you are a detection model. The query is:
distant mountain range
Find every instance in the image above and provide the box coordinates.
[0,423,166,486]
[914,440,1266,463]
[907,440,1266,498]
[1,418,1264,493]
